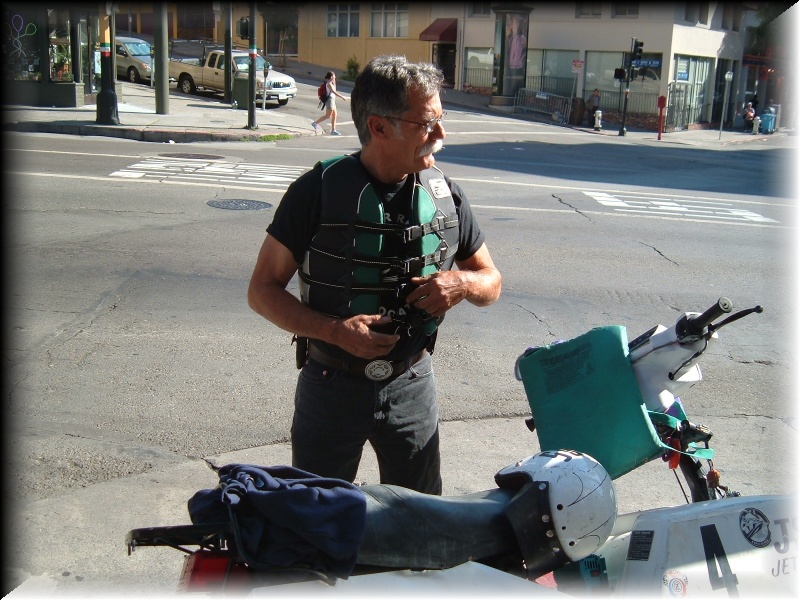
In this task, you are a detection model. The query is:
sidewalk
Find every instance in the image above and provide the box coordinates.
[2,57,789,147]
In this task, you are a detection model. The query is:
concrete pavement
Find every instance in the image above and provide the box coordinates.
[4,59,794,598]
[2,57,790,147]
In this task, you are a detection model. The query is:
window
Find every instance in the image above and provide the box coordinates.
[613,2,639,17]
[176,5,214,40]
[48,8,73,82]
[469,2,491,17]
[327,4,360,38]
[370,3,408,38]
[3,7,42,81]
[525,48,580,97]
[722,3,741,31]
[685,2,709,25]
[577,3,602,18]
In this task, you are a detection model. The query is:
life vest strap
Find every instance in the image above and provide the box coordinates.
[308,242,457,276]
[318,215,458,243]
[402,215,458,242]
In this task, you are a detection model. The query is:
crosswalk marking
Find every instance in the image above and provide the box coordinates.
[584,191,779,223]
[110,157,306,189]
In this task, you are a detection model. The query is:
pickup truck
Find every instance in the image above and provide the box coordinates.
[169,49,297,106]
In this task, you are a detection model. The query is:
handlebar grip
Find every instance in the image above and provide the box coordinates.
[686,297,733,336]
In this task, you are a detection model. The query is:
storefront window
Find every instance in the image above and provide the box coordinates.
[3,8,42,81]
[48,8,72,82]
[525,48,578,97]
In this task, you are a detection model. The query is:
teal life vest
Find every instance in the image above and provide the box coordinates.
[298,154,459,338]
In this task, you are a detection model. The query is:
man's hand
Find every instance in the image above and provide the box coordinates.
[405,243,502,316]
[330,314,400,359]
[405,272,468,318]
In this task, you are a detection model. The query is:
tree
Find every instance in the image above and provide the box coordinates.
[258,3,298,68]
[749,2,794,56]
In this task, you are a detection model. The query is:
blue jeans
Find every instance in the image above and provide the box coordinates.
[291,351,442,495]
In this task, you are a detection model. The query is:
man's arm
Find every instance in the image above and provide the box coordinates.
[247,235,400,359]
[405,242,502,318]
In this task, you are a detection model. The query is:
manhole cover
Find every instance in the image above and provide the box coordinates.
[207,199,273,210]
[159,153,226,160]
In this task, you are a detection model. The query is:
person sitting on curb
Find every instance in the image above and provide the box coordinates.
[312,72,349,136]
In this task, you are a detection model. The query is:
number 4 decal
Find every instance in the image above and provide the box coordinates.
[701,524,740,596]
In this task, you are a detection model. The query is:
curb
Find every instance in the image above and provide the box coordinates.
[2,120,309,143]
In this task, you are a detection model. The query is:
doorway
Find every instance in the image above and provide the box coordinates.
[432,43,456,87]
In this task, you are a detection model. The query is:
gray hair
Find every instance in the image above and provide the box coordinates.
[351,55,444,144]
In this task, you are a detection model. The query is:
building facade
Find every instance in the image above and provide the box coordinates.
[3,2,790,132]
[295,2,774,131]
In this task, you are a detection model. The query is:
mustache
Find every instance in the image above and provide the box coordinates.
[418,139,444,157]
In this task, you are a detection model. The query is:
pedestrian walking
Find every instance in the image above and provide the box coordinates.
[312,71,348,135]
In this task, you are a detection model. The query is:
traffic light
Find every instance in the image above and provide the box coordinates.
[633,39,644,61]
[614,68,626,80]
[237,17,249,38]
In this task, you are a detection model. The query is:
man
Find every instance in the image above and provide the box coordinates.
[247,55,502,495]
[587,88,601,127]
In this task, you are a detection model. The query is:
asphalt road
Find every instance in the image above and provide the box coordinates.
[3,105,796,595]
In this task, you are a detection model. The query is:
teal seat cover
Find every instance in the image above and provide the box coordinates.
[517,325,670,479]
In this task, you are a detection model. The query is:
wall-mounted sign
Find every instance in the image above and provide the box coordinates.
[632,58,661,68]
[676,57,690,81]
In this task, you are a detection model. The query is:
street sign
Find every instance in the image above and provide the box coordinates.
[631,58,661,68]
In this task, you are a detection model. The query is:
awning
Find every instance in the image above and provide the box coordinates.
[419,18,458,43]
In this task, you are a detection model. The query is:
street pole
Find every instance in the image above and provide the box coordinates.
[719,71,733,140]
[224,2,232,104]
[96,12,119,125]
[618,38,634,137]
[154,3,169,115]
[247,2,257,129]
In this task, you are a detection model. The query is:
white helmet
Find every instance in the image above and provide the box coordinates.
[495,450,617,564]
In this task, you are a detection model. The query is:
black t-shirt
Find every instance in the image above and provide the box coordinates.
[266,153,486,360]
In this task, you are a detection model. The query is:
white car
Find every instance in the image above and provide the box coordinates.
[116,36,153,83]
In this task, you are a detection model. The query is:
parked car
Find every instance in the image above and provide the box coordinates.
[116,36,153,84]
[467,48,495,69]
[169,48,297,106]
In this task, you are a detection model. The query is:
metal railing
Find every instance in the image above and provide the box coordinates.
[514,88,572,123]
[524,75,575,98]
[464,67,492,89]
[599,89,659,115]
[665,82,711,130]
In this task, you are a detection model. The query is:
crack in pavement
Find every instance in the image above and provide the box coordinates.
[514,303,556,338]
[639,242,679,266]
[552,194,592,220]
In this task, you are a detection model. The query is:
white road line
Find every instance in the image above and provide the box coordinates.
[8,171,289,193]
[583,190,779,223]
[8,170,790,228]
[454,177,792,208]
[470,204,789,229]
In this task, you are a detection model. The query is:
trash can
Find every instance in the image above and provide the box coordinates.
[768,104,781,129]
[760,112,775,134]
[233,76,249,109]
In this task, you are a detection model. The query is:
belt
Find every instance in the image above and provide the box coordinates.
[307,343,426,382]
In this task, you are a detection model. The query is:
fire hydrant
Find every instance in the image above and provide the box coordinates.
[752,115,761,134]
[594,109,602,131]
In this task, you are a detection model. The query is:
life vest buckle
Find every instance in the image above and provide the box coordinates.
[402,215,447,243]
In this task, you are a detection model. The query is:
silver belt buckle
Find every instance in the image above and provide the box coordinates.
[365,360,393,381]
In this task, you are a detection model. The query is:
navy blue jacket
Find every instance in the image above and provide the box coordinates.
[188,464,367,578]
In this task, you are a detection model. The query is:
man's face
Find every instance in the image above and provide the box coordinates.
[389,89,446,174]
